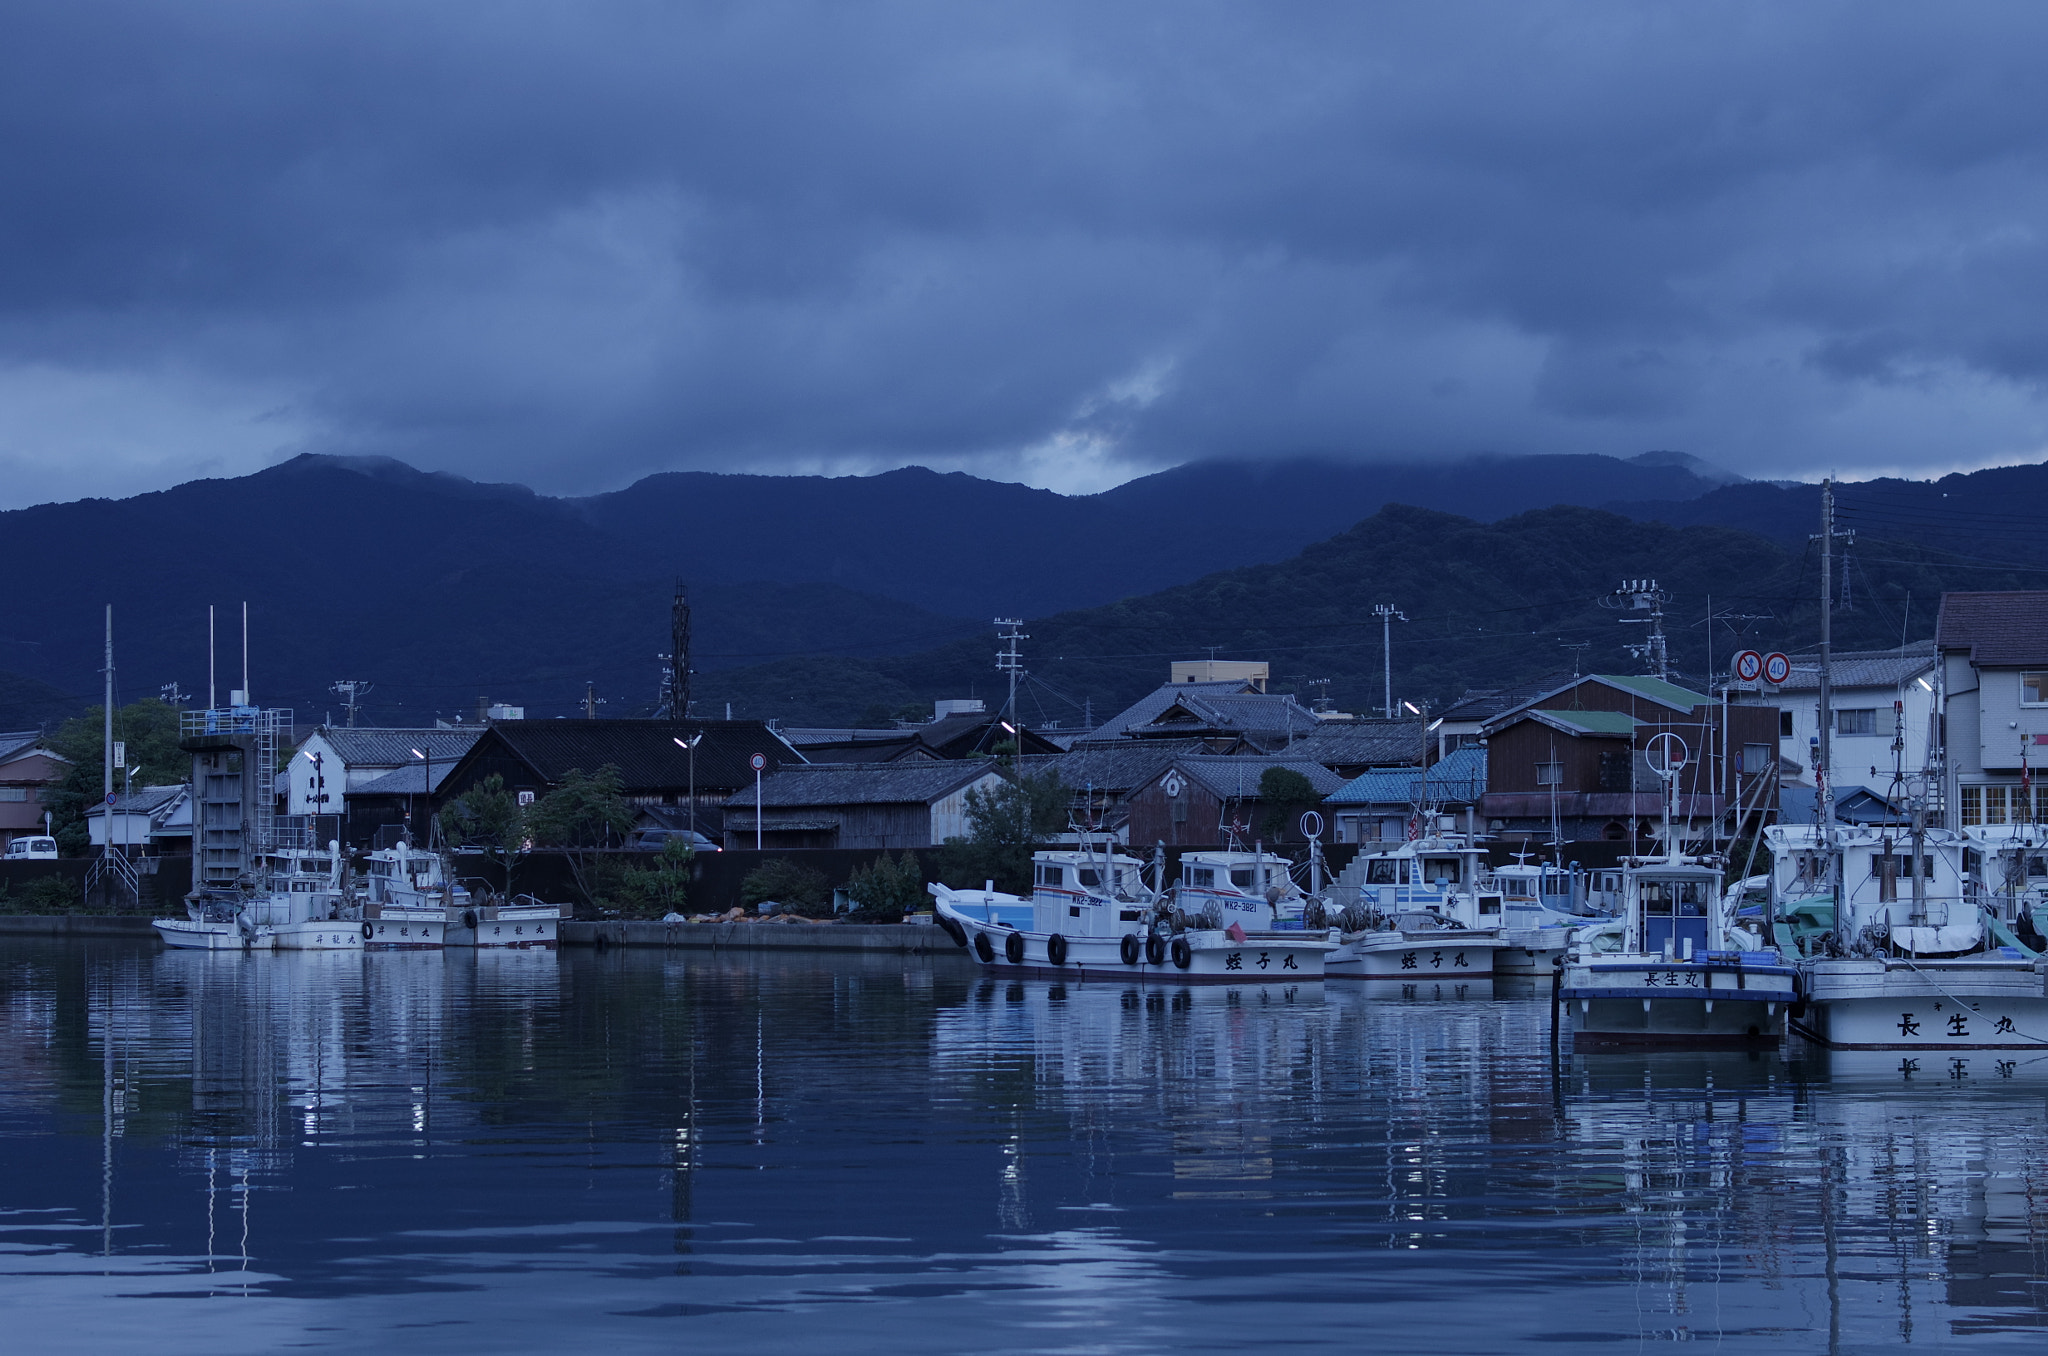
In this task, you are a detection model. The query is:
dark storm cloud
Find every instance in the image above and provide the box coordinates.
[2,1,2046,505]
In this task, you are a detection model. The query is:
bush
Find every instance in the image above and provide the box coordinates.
[0,874,84,915]
[602,838,696,918]
[844,850,925,922]
[740,858,832,917]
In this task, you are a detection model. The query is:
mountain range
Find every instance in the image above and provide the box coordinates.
[0,449,2042,730]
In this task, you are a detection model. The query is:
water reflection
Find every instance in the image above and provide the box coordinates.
[0,939,2045,1351]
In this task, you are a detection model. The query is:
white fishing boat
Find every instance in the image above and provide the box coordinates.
[1559,853,1794,1045]
[1492,856,1603,976]
[1327,831,1506,979]
[932,844,1339,982]
[153,843,368,951]
[361,842,564,949]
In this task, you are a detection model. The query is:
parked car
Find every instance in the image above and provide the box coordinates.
[3,836,58,860]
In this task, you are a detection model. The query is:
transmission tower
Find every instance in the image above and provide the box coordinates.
[660,580,692,718]
[331,680,371,728]
[1598,580,1671,680]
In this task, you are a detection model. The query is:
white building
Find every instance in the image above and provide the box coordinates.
[1936,592,2048,827]
[1767,642,1938,792]
[286,727,484,818]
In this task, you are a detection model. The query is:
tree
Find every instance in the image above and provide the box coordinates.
[938,769,1067,894]
[44,698,188,856]
[1257,766,1320,841]
[606,837,696,918]
[844,849,926,921]
[438,773,524,894]
[523,764,635,909]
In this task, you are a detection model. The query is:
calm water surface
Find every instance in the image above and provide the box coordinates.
[1,938,2045,1353]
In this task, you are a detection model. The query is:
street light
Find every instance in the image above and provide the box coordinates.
[410,746,430,848]
[672,734,702,846]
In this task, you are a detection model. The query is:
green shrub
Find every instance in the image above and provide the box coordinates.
[740,858,832,917]
[844,850,925,922]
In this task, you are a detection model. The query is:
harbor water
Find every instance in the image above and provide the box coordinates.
[2,938,2046,1352]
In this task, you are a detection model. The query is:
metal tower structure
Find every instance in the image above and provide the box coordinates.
[1373,603,1407,718]
[660,581,692,718]
[995,618,1027,734]
[1600,579,1671,680]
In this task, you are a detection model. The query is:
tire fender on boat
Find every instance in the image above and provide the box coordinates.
[361,922,374,940]
[1145,933,1168,967]
[974,931,996,963]
[1004,930,1026,965]
[1047,933,1069,966]
[936,912,968,948]
[1119,934,1142,966]
[1170,937,1193,970]
[462,909,478,930]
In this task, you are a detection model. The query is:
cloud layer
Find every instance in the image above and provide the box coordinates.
[2,2,2046,505]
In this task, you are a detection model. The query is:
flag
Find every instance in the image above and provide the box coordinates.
[1226,922,1247,943]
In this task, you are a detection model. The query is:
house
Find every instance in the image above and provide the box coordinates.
[426,719,806,849]
[1935,591,2048,827]
[287,727,485,823]
[1433,672,1578,759]
[1119,754,1348,848]
[1327,747,1488,845]
[1280,720,1425,779]
[1020,742,1206,843]
[783,712,1062,763]
[1077,681,1322,753]
[85,784,191,854]
[0,732,68,852]
[1475,674,1779,847]
[721,761,1009,850]
[1764,641,1938,790]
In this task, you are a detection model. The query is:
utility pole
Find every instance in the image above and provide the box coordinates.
[331,680,371,728]
[1601,579,1671,681]
[1374,604,1407,719]
[584,682,604,720]
[995,619,1026,740]
[1812,475,1849,945]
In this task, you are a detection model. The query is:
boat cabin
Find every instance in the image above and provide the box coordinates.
[1029,848,1149,939]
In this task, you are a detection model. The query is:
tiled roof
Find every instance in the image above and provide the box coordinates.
[1281,721,1425,769]
[85,784,187,817]
[1078,681,1263,744]
[483,719,804,791]
[317,727,485,767]
[1118,690,1321,746]
[1329,747,1487,806]
[1770,641,1936,692]
[724,760,1003,809]
[350,762,463,797]
[1590,674,1711,711]
[1022,743,1195,795]
[1436,673,1578,724]
[1170,755,1348,800]
[1936,591,2048,667]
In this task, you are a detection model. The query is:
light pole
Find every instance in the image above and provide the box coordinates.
[749,752,766,851]
[673,734,702,845]
[410,746,431,847]
[1375,604,1407,719]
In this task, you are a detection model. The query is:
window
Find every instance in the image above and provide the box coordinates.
[1170,797,1188,824]
[1986,786,2009,825]
[1535,761,1562,787]
[1961,786,1983,827]
[1780,710,1794,737]
[1422,857,1461,885]
[1076,869,1101,889]
[1229,868,1254,888]
[2026,672,2048,705]
[0,787,27,802]
[1836,709,1877,736]
[1742,743,1774,774]
[1035,864,1064,887]
[1188,867,1215,887]
[1365,859,1398,885]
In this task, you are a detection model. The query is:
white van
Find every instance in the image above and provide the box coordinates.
[3,836,58,860]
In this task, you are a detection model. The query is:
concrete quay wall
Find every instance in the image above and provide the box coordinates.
[0,915,159,936]
[564,919,973,956]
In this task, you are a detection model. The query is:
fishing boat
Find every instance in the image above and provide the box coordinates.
[1326,830,1506,979]
[1492,856,1604,976]
[931,844,1339,982]
[361,842,563,949]
[153,842,369,951]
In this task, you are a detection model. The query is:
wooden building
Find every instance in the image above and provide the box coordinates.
[722,761,1008,850]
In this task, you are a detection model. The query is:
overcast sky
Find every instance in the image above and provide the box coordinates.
[1,2,2045,508]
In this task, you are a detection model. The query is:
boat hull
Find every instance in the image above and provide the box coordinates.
[1794,957,2048,1049]
[444,907,561,949]
[264,920,368,951]
[1562,955,1797,1047]
[1491,928,1574,977]
[936,900,1335,983]
[363,913,445,950]
[152,918,248,950]
[1327,929,1504,980]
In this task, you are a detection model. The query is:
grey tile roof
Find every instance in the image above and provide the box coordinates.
[1937,591,2048,667]
[1171,755,1348,800]
[0,731,57,766]
[1079,681,1263,744]
[724,760,1004,810]
[1281,721,1425,769]
[318,727,485,767]
[482,719,803,790]
[1020,743,1198,795]
[1770,641,1937,692]
[85,783,187,817]
[350,762,463,797]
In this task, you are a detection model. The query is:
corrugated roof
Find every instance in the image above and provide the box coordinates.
[1770,641,1937,692]
[480,719,804,791]
[725,760,1003,809]
[1590,674,1711,710]
[1936,591,2048,668]
[1329,747,1488,806]
[317,726,485,767]
[1527,708,1640,736]
[1171,755,1348,799]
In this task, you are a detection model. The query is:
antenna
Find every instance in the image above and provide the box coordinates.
[331,680,371,728]
[1559,640,1591,677]
[241,601,249,706]
[208,605,216,711]
[1598,579,1671,681]
[1373,603,1407,718]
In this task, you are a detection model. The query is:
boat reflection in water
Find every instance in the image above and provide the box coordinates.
[4,942,2048,1351]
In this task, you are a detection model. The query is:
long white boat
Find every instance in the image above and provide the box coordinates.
[931,846,1339,982]
[1328,832,1507,979]
[1560,853,1795,1046]
[154,844,369,951]
[362,843,562,949]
